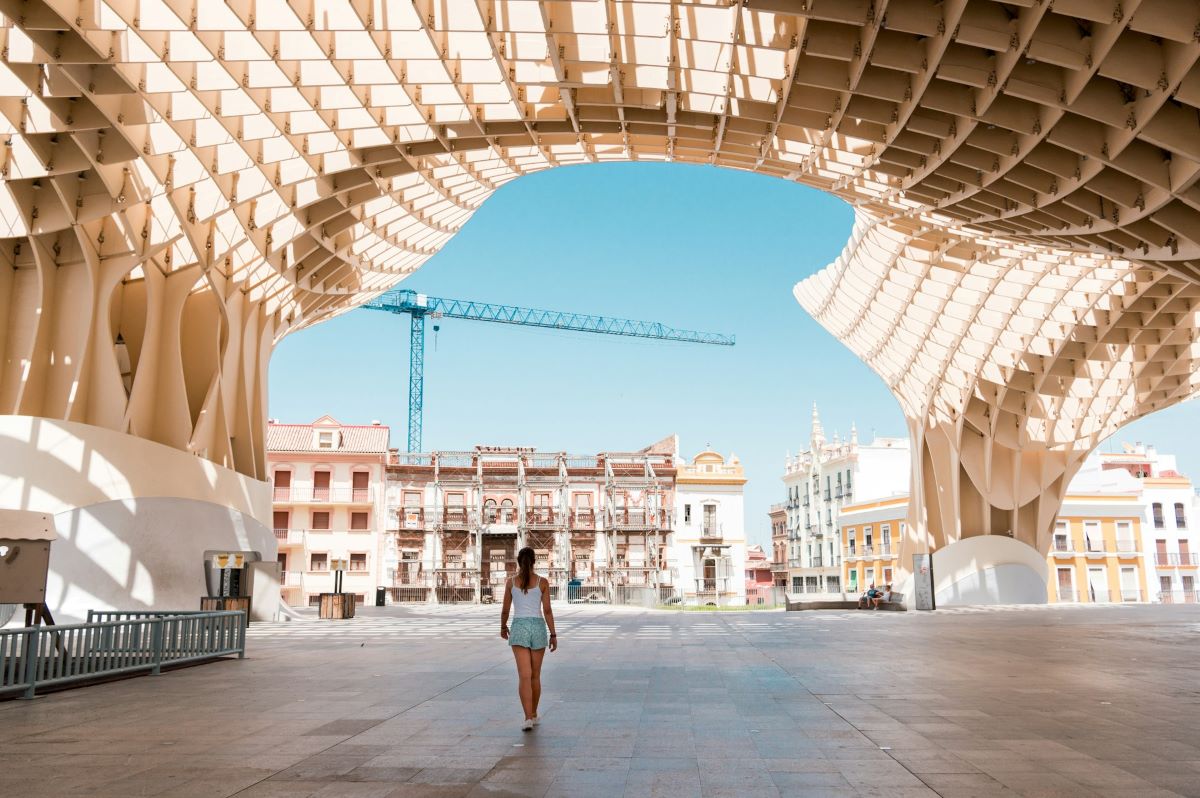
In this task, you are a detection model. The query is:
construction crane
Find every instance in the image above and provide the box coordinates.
[362,288,736,452]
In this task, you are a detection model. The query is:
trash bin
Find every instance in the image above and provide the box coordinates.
[375,587,386,607]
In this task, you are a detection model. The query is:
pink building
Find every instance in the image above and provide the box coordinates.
[267,416,390,607]
[744,544,775,605]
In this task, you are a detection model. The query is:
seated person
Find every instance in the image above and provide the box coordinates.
[872,583,895,609]
[859,584,878,609]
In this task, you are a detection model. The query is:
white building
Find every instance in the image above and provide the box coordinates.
[782,405,910,594]
[267,417,391,607]
[1081,444,1199,603]
[673,448,748,606]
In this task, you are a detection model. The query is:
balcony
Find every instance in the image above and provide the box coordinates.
[700,522,722,542]
[525,508,564,529]
[570,509,597,529]
[272,487,373,504]
[274,529,307,545]
[610,509,671,530]
[823,490,831,501]
[394,507,428,530]
[1083,543,1108,559]
[441,507,475,529]
[1155,553,1199,566]
[1114,539,1140,555]
[482,507,519,525]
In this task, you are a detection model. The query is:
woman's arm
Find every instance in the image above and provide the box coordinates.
[541,577,557,651]
[500,577,512,639]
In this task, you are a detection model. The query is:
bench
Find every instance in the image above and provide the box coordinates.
[856,591,905,611]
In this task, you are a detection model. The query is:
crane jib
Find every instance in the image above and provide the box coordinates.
[362,288,735,451]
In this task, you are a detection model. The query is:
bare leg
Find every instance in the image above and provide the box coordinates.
[511,645,534,719]
[529,647,546,717]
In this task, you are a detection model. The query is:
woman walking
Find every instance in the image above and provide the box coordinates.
[500,546,558,730]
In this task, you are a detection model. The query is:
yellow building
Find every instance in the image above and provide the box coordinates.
[839,490,1150,604]
[840,496,908,594]
[1048,492,1148,604]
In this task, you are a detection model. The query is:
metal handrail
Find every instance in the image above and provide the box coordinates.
[272,487,373,503]
[2,611,245,700]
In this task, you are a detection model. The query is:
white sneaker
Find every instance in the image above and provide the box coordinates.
[531,715,540,726]
[521,718,534,731]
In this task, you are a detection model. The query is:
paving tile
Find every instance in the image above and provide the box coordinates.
[2,604,1199,798]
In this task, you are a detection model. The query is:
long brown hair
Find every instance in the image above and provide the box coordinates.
[516,546,536,593]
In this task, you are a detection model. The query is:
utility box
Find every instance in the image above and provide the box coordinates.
[0,510,56,605]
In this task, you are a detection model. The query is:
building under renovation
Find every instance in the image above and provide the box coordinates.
[383,436,746,605]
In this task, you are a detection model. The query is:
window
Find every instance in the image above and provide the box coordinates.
[883,567,893,584]
[1083,521,1102,552]
[311,511,330,530]
[352,471,369,501]
[273,511,289,533]
[1115,522,1134,552]
[272,470,291,500]
[848,538,856,555]
[1056,567,1075,602]
[310,552,328,571]
[317,431,335,449]
[864,526,873,551]
[1053,530,1070,552]
[1175,502,1186,528]
[313,470,331,501]
[881,524,891,550]
[1153,503,1164,528]
[703,504,717,535]
[1119,567,1139,602]
[684,504,691,524]
[350,512,368,530]
[848,569,857,589]
[1087,566,1108,602]
[349,553,367,571]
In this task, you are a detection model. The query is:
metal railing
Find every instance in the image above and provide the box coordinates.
[1155,553,1200,566]
[1,611,245,700]
[609,509,672,529]
[1052,589,1146,604]
[525,508,563,528]
[388,586,432,603]
[272,487,373,503]
[1158,589,1199,604]
[845,544,894,559]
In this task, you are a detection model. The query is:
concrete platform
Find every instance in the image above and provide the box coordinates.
[2,603,1199,797]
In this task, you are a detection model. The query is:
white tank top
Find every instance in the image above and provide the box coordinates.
[510,577,543,618]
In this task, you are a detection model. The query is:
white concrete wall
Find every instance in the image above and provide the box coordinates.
[929,535,1049,607]
[0,416,274,622]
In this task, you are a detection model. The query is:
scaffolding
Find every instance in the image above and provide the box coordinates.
[383,445,677,603]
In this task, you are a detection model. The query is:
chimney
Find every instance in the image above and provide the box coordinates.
[371,420,381,425]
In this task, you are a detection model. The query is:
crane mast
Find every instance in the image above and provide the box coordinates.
[363,288,736,452]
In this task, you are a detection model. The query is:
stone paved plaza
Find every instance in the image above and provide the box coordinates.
[2,604,1199,797]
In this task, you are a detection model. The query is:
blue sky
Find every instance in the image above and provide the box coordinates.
[270,162,1200,547]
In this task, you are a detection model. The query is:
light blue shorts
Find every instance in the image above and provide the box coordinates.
[509,617,548,649]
